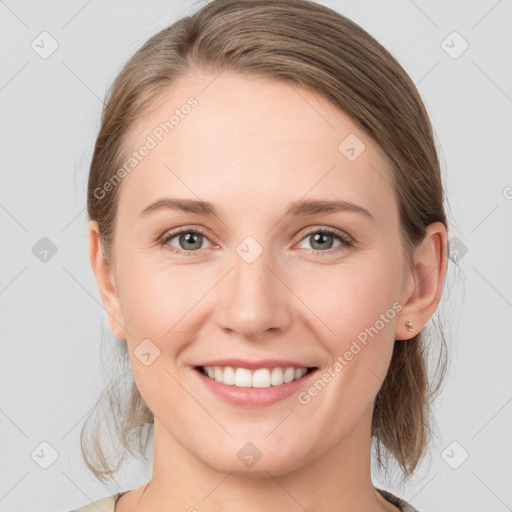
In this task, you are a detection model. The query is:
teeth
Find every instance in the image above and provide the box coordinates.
[223,366,235,385]
[270,367,284,386]
[252,368,270,388]
[201,366,309,387]
[234,368,252,387]
[283,367,295,383]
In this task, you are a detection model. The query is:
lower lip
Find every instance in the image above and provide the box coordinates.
[194,368,318,407]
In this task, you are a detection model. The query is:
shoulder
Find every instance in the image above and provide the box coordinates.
[67,493,123,512]
[65,489,420,512]
[376,487,420,512]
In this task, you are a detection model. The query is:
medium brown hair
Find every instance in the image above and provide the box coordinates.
[83,0,449,484]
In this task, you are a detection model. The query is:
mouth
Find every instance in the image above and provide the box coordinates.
[192,363,319,407]
[194,365,317,388]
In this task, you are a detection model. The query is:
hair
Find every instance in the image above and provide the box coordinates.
[82,0,449,485]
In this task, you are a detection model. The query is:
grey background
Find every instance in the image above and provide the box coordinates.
[1,0,511,511]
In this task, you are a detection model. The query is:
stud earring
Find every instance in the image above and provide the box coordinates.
[405,320,414,332]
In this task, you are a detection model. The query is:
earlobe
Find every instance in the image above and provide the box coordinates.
[88,220,127,341]
[395,222,448,341]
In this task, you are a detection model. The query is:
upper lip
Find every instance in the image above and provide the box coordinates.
[194,359,317,370]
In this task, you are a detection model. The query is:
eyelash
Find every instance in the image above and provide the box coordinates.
[158,226,355,257]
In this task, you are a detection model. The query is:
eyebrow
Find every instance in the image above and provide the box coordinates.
[139,197,375,221]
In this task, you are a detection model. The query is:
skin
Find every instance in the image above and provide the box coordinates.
[89,70,447,511]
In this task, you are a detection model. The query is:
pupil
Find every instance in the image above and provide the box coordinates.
[312,233,332,250]
[181,232,201,250]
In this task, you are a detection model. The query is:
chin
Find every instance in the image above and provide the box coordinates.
[196,438,310,477]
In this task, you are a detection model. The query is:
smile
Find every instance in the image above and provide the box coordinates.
[197,365,314,387]
[193,362,319,407]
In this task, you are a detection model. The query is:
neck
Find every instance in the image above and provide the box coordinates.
[128,405,396,512]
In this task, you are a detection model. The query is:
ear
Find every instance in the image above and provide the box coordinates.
[395,221,448,341]
[88,220,127,341]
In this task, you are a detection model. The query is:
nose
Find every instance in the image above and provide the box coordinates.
[216,246,293,341]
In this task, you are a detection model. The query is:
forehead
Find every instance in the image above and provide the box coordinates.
[117,71,396,220]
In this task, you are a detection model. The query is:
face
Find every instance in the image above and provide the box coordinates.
[95,71,418,476]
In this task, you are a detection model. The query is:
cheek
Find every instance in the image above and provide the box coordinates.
[116,253,207,337]
[291,254,402,402]
[117,258,202,414]
[293,255,402,340]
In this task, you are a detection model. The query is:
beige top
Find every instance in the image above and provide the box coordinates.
[69,487,419,511]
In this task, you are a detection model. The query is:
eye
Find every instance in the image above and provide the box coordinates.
[296,227,354,255]
[159,227,213,255]
[159,226,355,257]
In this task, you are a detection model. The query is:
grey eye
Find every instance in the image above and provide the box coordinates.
[297,230,345,251]
[165,230,211,251]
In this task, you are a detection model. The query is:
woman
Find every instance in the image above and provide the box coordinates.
[72,0,449,510]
